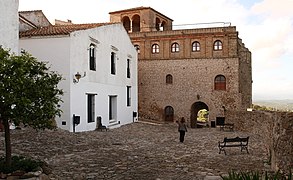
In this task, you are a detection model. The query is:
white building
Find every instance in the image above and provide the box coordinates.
[0,0,19,54]
[20,23,138,132]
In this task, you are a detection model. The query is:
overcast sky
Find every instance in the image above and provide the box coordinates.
[19,0,293,101]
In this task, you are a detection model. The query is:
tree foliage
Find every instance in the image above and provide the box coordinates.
[0,47,63,166]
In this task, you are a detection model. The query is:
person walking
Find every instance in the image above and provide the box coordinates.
[177,117,188,143]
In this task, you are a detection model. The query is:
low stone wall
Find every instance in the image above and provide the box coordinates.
[225,110,293,173]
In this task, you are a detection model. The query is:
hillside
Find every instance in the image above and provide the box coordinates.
[253,99,293,111]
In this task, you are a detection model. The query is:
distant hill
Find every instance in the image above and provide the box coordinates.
[253,99,293,111]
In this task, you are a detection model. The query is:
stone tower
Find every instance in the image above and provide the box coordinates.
[110,7,252,127]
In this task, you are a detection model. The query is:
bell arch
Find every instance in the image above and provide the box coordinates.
[132,15,140,32]
[122,16,131,32]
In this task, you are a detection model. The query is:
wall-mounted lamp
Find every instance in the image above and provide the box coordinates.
[73,72,86,83]
[197,94,201,100]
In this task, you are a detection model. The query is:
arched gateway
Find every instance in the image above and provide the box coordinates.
[190,101,209,128]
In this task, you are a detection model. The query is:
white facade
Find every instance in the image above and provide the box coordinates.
[0,0,19,54]
[20,24,138,132]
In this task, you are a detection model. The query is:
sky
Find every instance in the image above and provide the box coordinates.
[18,0,293,101]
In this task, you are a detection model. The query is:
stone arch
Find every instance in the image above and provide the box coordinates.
[164,106,174,122]
[190,101,209,128]
[132,14,140,32]
[161,21,166,31]
[122,16,131,32]
[155,17,161,31]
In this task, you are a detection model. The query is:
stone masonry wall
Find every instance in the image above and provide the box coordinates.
[225,110,293,173]
[138,57,242,124]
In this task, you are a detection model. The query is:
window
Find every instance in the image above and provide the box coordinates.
[192,41,200,52]
[171,43,179,52]
[127,86,131,106]
[109,96,117,121]
[127,59,130,78]
[214,40,223,50]
[87,94,96,123]
[152,44,159,54]
[111,52,116,75]
[89,44,96,71]
[166,74,173,84]
[134,45,140,53]
[214,75,226,90]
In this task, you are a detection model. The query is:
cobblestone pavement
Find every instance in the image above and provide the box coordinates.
[0,121,270,180]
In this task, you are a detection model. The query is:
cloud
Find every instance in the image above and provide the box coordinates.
[18,0,293,100]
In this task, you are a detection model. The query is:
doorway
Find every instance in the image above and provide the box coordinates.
[190,101,209,128]
[164,106,174,122]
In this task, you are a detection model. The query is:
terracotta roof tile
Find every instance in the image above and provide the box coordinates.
[20,23,117,38]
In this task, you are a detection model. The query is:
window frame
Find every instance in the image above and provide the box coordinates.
[87,94,96,123]
[166,74,173,84]
[127,59,130,78]
[214,40,223,51]
[192,41,200,52]
[111,52,116,75]
[89,43,96,71]
[109,95,117,121]
[127,86,131,106]
[214,75,226,90]
[152,44,160,54]
[171,42,179,53]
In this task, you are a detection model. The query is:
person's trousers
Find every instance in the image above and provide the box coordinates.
[179,130,185,142]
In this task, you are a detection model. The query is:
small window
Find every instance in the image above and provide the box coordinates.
[166,74,173,84]
[214,75,226,90]
[127,86,131,106]
[89,44,96,71]
[127,59,130,78]
[192,41,200,52]
[111,52,116,75]
[171,43,179,53]
[214,40,223,50]
[87,94,96,123]
[152,44,159,54]
[134,45,140,53]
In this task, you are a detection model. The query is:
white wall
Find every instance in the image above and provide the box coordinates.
[20,24,138,132]
[19,37,72,130]
[69,24,138,132]
[0,0,19,54]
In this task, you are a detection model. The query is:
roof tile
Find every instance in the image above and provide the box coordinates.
[20,23,116,38]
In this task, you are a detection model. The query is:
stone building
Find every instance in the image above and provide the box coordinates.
[109,7,252,127]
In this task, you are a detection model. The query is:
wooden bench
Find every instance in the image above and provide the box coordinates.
[218,136,249,155]
[220,123,234,131]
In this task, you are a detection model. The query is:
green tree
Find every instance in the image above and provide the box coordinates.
[0,47,63,166]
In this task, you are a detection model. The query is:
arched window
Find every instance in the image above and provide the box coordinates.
[122,16,131,32]
[155,18,161,31]
[192,41,200,52]
[89,43,96,71]
[161,21,166,31]
[166,74,173,84]
[171,43,179,53]
[214,75,226,90]
[134,45,140,53]
[132,15,140,32]
[152,44,159,54]
[214,40,223,50]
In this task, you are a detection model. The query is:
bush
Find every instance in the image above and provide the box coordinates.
[0,156,43,174]
[221,170,292,180]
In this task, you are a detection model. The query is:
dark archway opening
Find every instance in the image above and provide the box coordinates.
[132,15,140,32]
[164,106,174,122]
[122,16,131,32]
[190,101,209,128]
